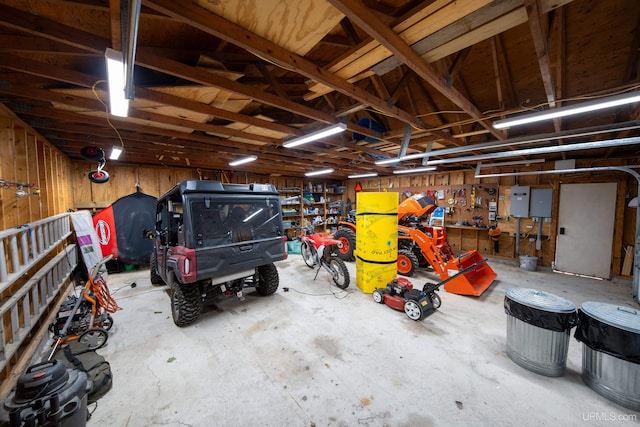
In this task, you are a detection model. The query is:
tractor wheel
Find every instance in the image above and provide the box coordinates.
[404,299,424,321]
[171,284,202,327]
[430,292,442,309]
[301,242,315,268]
[333,228,356,261]
[397,249,419,277]
[78,328,108,350]
[149,252,165,286]
[328,258,350,289]
[256,263,279,296]
[372,289,385,304]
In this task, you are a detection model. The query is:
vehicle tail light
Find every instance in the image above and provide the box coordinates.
[282,235,288,259]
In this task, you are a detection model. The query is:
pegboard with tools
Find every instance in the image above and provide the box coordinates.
[426,184,499,228]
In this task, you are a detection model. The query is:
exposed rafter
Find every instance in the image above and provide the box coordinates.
[327,0,506,140]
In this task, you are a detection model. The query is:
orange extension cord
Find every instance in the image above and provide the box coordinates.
[90,275,122,313]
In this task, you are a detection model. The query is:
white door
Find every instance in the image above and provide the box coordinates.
[555,182,617,279]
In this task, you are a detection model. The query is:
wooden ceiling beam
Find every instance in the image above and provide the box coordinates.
[108,0,122,51]
[490,38,505,113]
[0,3,108,54]
[0,36,92,55]
[495,34,518,109]
[327,0,505,140]
[0,4,399,153]
[256,63,289,99]
[624,6,640,83]
[143,0,423,129]
[524,0,560,132]
[447,47,471,82]
[13,104,378,169]
[0,52,299,136]
[0,82,280,144]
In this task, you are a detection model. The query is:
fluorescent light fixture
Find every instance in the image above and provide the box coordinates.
[348,173,378,179]
[475,165,640,179]
[283,123,347,148]
[377,152,434,165]
[479,159,545,168]
[493,91,640,129]
[393,166,436,175]
[305,168,334,177]
[105,48,130,117]
[228,155,257,166]
[374,121,640,165]
[110,146,123,160]
[426,136,640,166]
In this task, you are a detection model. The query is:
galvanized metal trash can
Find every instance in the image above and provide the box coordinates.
[504,288,577,376]
[574,302,640,411]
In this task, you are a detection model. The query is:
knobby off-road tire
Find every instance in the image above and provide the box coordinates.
[149,253,164,286]
[333,229,356,262]
[397,248,419,277]
[328,258,350,289]
[171,284,202,327]
[256,263,279,296]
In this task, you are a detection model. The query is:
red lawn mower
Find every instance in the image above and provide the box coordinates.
[372,277,442,321]
[372,263,486,320]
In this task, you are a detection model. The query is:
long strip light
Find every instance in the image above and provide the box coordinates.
[493,91,640,129]
[283,123,347,148]
[305,168,334,177]
[479,159,545,168]
[374,121,640,165]
[475,165,640,179]
[228,155,257,166]
[348,173,378,179]
[425,136,640,166]
[393,166,437,175]
[105,48,129,117]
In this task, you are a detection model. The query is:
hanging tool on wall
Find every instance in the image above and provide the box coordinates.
[488,224,501,253]
[470,186,476,209]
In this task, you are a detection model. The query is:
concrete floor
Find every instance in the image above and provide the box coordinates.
[41,257,640,425]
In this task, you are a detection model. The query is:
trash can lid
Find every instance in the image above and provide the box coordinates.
[505,288,576,313]
[580,302,640,334]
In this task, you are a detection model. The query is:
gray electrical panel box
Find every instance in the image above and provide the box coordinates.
[510,185,530,218]
[530,188,553,218]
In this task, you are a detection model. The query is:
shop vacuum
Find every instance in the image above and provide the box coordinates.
[3,359,89,426]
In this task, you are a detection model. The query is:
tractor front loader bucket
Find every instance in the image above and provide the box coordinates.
[442,251,497,296]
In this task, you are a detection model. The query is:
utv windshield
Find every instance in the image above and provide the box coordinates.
[188,196,282,246]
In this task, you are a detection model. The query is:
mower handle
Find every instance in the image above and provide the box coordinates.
[90,254,113,281]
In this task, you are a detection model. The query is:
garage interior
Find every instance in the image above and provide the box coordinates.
[0,0,639,425]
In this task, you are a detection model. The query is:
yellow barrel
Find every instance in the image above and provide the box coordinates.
[355,192,398,293]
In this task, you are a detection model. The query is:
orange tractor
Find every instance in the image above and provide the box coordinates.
[334,193,497,296]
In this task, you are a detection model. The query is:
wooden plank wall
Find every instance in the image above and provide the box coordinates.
[69,165,345,209]
[1,105,635,278]
[0,107,72,229]
[346,162,636,277]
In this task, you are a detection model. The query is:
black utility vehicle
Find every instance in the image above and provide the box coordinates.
[149,180,287,326]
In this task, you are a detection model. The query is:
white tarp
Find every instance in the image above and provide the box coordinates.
[71,210,108,281]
